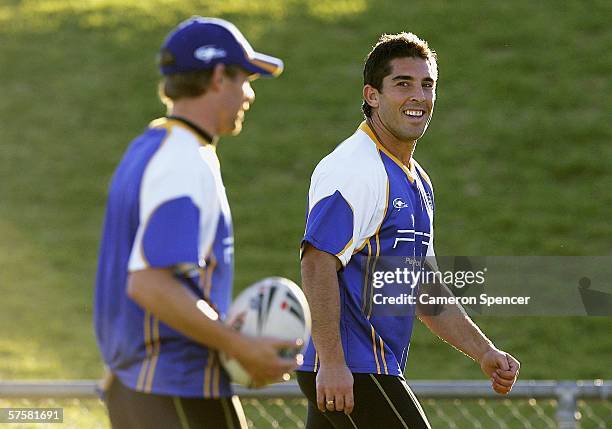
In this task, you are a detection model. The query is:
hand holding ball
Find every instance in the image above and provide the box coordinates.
[221,277,311,387]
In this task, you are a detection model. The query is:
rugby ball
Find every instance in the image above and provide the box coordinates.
[220,277,311,387]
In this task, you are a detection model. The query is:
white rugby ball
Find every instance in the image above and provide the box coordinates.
[220,277,311,387]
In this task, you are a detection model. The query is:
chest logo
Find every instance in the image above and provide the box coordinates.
[393,198,409,211]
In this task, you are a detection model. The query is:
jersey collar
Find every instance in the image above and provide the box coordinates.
[359,121,417,183]
[166,116,214,145]
[149,117,216,147]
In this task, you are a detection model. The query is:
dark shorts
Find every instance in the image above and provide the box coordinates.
[297,371,431,429]
[105,377,247,429]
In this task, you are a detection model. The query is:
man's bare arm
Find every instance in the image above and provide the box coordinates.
[301,246,344,364]
[128,268,298,385]
[417,281,520,394]
[301,245,354,414]
[417,282,493,361]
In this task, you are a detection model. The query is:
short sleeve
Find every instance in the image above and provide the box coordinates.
[128,141,215,272]
[302,161,384,267]
[140,196,200,267]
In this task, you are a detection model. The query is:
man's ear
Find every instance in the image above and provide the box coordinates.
[363,85,379,110]
[209,64,226,91]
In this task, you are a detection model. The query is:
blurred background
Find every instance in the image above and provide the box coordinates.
[0,0,610,426]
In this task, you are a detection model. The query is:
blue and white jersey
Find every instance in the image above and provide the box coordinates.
[94,117,234,398]
[298,121,436,377]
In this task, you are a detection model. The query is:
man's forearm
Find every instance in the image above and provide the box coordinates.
[301,247,345,364]
[127,268,247,358]
[418,282,494,362]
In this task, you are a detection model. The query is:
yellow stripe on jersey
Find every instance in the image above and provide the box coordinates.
[336,238,354,259]
[354,238,369,254]
[367,233,382,320]
[149,117,168,129]
[359,175,389,316]
[203,352,214,397]
[379,336,389,375]
[201,249,217,398]
[359,121,416,183]
[144,317,160,393]
[371,325,381,374]
[203,253,217,302]
[361,240,372,313]
[359,121,377,144]
[136,311,153,391]
[367,178,388,320]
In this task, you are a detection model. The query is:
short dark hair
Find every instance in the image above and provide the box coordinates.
[362,32,438,117]
[157,48,243,104]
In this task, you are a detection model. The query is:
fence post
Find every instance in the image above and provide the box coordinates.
[555,381,578,429]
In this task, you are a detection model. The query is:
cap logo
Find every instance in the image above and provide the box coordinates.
[194,45,227,63]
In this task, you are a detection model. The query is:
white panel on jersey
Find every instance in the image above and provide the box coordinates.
[128,126,220,271]
[307,128,388,267]
[199,144,234,265]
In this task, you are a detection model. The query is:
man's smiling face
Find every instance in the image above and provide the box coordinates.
[370,57,436,142]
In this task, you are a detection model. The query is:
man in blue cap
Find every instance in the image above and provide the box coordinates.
[94,17,296,428]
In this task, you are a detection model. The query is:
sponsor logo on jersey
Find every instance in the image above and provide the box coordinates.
[393,229,431,249]
[393,198,409,211]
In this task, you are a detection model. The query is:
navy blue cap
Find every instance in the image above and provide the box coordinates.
[159,17,283,78]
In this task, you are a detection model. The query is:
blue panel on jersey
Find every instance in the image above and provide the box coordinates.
[142,197,200,267]
[303,190,353,255]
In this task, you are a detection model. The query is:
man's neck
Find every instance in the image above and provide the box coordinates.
[367,115,416,167]
[169,102,218,144]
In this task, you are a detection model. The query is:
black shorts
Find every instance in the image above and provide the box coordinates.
[297,371,431,429]
[104,377,247,429]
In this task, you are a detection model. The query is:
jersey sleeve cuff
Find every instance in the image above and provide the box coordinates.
[301,236,351,267]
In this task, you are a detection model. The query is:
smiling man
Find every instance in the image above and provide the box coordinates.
[296,33,520,428]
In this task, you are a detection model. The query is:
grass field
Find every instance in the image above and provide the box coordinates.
[1,0,611,411]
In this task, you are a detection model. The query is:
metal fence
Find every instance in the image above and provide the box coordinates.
[0,380,609,428]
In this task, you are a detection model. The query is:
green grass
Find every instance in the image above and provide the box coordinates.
[1,0,611,397]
